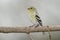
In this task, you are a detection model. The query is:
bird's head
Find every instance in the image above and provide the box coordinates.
[27,6,36,14]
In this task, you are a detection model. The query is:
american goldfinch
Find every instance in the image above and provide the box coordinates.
[27,6,42,27]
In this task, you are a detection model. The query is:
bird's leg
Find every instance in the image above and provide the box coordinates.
[29,24,39,27]
[35,24,39,27]
[29,24,35,27]
[47,26,51,40]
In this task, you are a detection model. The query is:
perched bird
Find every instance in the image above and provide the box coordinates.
[27,6,43,27]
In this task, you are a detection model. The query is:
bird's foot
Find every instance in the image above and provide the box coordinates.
[29,24,39,28]
[34,24,39,27]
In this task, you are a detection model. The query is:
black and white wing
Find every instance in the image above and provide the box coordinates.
[35,15,43,26]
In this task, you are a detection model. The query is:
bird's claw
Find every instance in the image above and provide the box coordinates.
[29,24,39,27]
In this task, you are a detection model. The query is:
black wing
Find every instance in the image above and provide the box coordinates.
[35,15,43,26]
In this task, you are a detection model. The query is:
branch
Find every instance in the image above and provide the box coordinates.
[0,26,60,33]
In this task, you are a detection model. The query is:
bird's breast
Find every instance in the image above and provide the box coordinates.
[29,14,36,23]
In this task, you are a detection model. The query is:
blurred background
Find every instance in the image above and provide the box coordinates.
[0,0,60,40]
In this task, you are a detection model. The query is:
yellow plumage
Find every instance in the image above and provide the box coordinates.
[27,6,37,23]
[27,6,43,26]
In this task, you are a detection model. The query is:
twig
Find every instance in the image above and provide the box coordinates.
[0,26,59,33]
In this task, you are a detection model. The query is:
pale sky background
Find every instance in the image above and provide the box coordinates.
[0,0,60,40]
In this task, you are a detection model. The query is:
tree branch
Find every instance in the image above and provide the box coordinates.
[0,26,60,33]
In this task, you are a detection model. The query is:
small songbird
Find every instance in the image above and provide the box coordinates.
[27,6,44,40]
[27,6,43,27]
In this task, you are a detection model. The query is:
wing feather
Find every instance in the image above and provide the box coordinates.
[35,15,43,26]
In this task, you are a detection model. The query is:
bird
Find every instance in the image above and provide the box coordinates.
[27,6,43,27]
